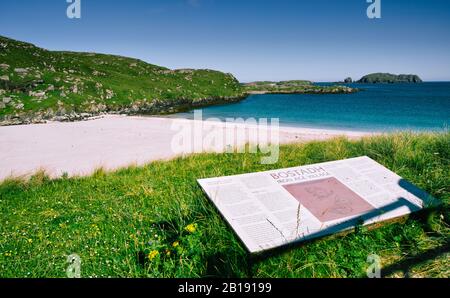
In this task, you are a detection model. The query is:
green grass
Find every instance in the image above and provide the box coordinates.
[0,35,244,120]
[0,133,449,278]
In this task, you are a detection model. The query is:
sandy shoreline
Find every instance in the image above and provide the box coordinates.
[0,115,375,181]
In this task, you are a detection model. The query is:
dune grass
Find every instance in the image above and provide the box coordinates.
[0,132,449,278]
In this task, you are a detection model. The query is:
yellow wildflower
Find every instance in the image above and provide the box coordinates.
[27,239,33,244]
[172,241,179,248]
[165,250,171,256]
[148,250,159,261]
[185,223,197,233]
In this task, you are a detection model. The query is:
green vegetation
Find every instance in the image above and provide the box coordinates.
[358,73,423,84]
[243,80,357,94]
[0,36,362,125]
[0,35,245,124]
[0,132,448,278]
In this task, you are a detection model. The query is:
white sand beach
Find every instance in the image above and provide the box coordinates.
[0,115,375,181]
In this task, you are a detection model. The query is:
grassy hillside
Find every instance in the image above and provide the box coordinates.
[0,132,448,278]
[0,36,361,125]
[0,36,244,124]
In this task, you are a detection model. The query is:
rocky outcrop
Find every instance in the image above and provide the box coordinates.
[245,85,357,95]
[0,95,247,126]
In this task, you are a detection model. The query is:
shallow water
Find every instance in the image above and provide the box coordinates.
[170,82,450,132]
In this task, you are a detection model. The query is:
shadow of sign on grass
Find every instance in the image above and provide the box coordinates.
[204,199,446,278]
[380,238,449,278]
[248,197,422,262]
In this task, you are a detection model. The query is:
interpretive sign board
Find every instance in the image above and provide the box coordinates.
[198,156,436,253]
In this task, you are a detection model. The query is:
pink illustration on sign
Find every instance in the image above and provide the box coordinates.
[283,177,375,222]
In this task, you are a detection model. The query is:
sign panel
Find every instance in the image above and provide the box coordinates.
[197,156,436,253]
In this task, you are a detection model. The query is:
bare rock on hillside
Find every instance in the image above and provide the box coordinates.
[0,63,9,70]
[14,68,28,74]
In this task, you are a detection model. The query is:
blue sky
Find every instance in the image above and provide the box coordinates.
[1,0,450,82]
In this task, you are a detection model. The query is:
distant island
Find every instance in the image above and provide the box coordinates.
[356,73,423,84]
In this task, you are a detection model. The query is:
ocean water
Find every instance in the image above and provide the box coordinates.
[170,82,450,132]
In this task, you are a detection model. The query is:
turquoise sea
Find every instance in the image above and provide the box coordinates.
[171,82,450,132]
